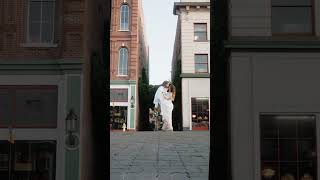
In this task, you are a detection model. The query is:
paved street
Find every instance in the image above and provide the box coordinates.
[111,131,210,180]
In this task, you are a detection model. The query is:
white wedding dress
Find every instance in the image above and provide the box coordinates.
[160,91,173,130]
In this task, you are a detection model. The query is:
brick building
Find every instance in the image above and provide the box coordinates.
[0,0,110,180]
[110,0,149,130]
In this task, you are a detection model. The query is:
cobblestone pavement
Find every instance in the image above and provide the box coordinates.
[111,131,209,180]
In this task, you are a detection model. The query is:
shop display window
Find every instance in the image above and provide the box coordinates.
[260,115,317,180]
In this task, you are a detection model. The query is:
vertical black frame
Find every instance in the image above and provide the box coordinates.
[209,0,231,179]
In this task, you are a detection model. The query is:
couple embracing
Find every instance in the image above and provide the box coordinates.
[153,81,176,131]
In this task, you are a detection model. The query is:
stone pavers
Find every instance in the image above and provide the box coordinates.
[111,131,209,180]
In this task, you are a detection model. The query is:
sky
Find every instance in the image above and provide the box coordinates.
[142,0,179,85]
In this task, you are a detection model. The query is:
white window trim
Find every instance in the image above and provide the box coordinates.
[26,0,56,45]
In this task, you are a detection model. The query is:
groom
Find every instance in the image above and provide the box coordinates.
[153,80,170,112]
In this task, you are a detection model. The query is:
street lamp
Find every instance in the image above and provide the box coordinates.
[130,96,135,108]
[65,109,79,150]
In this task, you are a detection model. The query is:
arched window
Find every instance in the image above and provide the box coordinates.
[120,4,130,31]
[118,48,128,75]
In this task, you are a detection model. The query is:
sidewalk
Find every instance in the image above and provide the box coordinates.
[111,131,210,180]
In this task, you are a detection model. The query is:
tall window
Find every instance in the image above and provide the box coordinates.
[195,54,208,73]
[120,4,130,31]
[28,0,55,43]
[118,48,128,75]
[194,23,207,41]
[260,115,317,180]
[271,0,313,35]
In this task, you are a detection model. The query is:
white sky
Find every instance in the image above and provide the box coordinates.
[142,0,179,85]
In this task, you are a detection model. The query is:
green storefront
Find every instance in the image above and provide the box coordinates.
[0,59,82,180]
[110,80,137,130]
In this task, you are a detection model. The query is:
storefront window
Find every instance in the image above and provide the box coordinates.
[0,141,9,179]
[260,115,317,180]
[110,106,128,130]
[0,86,58,128]
[191,98,209,130]
[0,140,56,180]
[110,89,128,102]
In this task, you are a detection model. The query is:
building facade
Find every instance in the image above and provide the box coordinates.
[172,0,210,131]
[0,0,109,180]
[110,0,149,130]
[226,0,320,179]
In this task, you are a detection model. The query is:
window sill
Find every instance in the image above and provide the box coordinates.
[20,43,58,48]
[118,30,130,32]
[194,40,209,42]
[116,75,128,77]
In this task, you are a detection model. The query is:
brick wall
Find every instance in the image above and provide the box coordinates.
[110,0,148,81]
[0,0,84,59]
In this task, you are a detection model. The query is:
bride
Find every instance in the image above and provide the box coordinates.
[160,83,176,131]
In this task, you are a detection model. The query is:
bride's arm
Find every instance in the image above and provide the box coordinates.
[162,92,171,100]
[172,92,175,101]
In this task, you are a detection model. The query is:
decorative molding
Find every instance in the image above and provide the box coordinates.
[110,80,137,85]
[20,43,58,48]
[173,2,211,15]
[180,73,210,78]
[224,40,320,49]
[0,58,83,74]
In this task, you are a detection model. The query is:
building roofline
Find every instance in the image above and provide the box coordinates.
[173,2,210,15]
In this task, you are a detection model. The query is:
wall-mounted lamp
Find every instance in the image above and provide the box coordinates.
[66,109,78,134]
[65,109,79,150]
[8,126,15,144]
[130,96,135,108]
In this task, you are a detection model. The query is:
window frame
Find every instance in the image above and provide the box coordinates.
[118,47,129,76]
[26,0,56,44]
[271,0,315,36]
[194,54,209,74]
[110,88,129,102]
[119,3,130,31]
[194,23,208,41]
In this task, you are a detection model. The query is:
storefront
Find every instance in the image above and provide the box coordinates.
[230,52,320,180]
[182,78,210,131]
[0,71,82,180]
[110,82,137,130]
